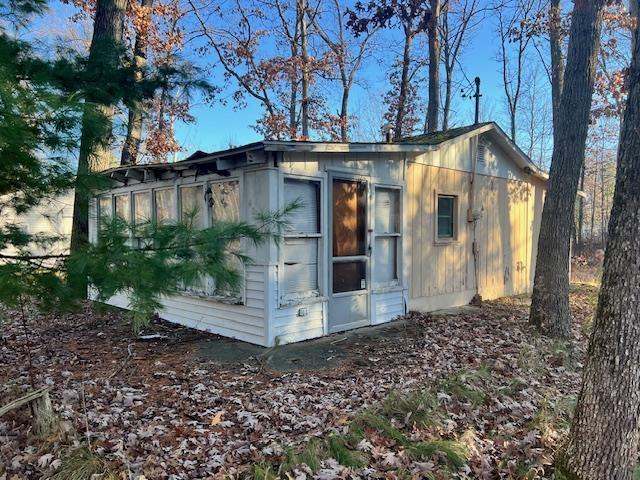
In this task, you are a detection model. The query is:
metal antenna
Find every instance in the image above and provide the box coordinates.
[473,77,482,124]
[461,76,482,124]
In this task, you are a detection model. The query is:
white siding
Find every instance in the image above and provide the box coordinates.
[101,264,269,346]
[371,290,405,325]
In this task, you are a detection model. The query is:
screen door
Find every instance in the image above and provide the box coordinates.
[328,177,370,333]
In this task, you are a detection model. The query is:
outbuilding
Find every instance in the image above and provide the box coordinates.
[92,122,547,346]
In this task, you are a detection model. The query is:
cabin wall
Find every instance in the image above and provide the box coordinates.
[88,167,276,347]
[268,151,407,345]
[1,193,74,256]
[406,138,545,312]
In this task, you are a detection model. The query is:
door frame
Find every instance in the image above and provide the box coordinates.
[327,171,372,333]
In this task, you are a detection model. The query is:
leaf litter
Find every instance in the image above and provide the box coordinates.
[0,286,597,479]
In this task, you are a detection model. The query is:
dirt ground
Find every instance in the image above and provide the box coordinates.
[1,285,598,479]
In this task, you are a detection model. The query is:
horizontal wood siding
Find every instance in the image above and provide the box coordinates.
[272,301,326,344]
[100,264,268,346]
[372,290,405,325]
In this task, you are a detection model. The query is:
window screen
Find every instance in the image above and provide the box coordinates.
[155,189,176,224]
[180,185,204,228]
[98,196,111,220]
[133,191,151,225]
[332,179,366,256]
[114,194,130,221]
[437,195,456,239]
[209,181,240,222]
[282,178,321,300]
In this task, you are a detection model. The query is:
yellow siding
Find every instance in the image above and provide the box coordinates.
[406,161,544,311]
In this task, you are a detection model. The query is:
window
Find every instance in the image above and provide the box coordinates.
[98,196,111,220]
[209,181,240,223]
[180,185,204,228]
[133,191,151,225]
[374,187,400,285]
[282,178,321,301]
[207,180,242,301]
[154,188,176,224]
[132,191,151,247]
[437,194,457,240]
[114,194,130,221]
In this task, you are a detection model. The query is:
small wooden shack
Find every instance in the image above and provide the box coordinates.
[92,122,547,346]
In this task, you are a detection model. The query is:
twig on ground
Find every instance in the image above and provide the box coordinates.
[108,343,134,379]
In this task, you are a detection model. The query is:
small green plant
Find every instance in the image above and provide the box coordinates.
[327,434,365,468]
[52,448,116,480]
[440,368,489,405]
[379,390,438,428]
[406,439,469,468]
[250,462,280,480]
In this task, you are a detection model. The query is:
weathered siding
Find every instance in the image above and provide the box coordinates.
[371,290,405,325]
[406,137,545,312]
[100,264,269,345]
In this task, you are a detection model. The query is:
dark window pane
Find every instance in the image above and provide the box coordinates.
[437,196,455,239]
[333,179,366,256]
[333,261,366,293]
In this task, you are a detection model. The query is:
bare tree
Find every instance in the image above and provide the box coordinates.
[558,4,640,476]
[426,0,441,132]
[495,0,543,143]
[439,0,485,130]
[306,0,378,141]
[549,0,564,133]
[529,0,608,337]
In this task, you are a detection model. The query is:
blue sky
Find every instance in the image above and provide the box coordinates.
[33,0,552,156]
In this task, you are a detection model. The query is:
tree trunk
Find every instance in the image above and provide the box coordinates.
[121,0,153,166]
[549,0,565,135]
[577,162,585,250]
[426,0,441,133]
[529,0,606,337]
[70,0,127,256]
[340,76,349,142]
[299,0,310,139]
[442,64,452,131]
[394,29,413,141]
[558,8,640,475]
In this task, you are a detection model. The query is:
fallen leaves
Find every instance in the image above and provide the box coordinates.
[0,285,598,479]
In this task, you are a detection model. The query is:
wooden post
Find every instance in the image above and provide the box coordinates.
[0,387,56,438]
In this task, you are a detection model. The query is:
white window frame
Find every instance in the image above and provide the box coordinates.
[372,184,402,289]
[435,192,459,243]
[279,174,323,306]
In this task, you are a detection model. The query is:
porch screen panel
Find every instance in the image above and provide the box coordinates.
[180,185,204,228]
[133,192,151,224]
[208,180,242,300]
[98,196,111,218]
[332,179,366,256]
[114,194,130,221]
[210,181,240,223]
[132,191,151,248]
[282,178,320,299]
[97,196,111,231]
[154,189,176,224]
